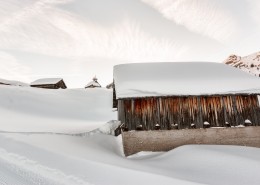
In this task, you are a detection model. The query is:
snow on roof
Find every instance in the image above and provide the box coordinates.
[0,78,28,86]
[85,81,101,88]
[114,62,260,99]
[85,77,101,88]
[31,78,63,86]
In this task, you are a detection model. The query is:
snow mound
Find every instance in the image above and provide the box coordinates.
[0,85,116,133]
[2,133,260,185]
[130,145,260,185]
[77,120,121,136]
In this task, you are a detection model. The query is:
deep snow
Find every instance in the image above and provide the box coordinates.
[0,85,116,133]
[1,133,260,185]
[114,62,260,98]
[1,85,260,185]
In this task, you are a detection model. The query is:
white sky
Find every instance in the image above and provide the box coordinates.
[0,0,260,88]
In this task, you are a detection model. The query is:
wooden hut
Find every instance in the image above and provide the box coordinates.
[113,62,260,156]
[30,78,67,89]
[85,76,101,88]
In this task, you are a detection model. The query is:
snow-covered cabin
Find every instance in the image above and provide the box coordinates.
[85,76,101,88]
[30,78,67,89]
[114,62,260,131]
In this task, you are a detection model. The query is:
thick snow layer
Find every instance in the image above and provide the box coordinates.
[1,133,260,185]
[30,78,63,85]
[114,62,260,98]
[0,78,29,86]
[0,85,116,133]
[1,84,260,184]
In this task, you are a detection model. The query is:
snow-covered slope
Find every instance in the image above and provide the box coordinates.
[1,82,260,185]
[0,78,29,86]
[0,85,116,133]
[1,133,260,185]
[224,51,260,77]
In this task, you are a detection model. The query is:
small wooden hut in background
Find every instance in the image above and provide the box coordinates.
[30,78,67,89]
[85,76,101,88]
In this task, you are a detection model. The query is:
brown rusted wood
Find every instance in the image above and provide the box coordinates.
[30,80,67,89]
[118,95,260,131]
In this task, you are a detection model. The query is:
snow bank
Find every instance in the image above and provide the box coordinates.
[0,133,199,185]
[137,145,260,185]
[114,62,260,98]
[0,85,116,133]
[2,133,260,185]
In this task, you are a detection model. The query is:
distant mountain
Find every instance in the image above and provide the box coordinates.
[224,51,260,77]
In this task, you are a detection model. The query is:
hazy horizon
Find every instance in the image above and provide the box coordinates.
[1,0,260,88]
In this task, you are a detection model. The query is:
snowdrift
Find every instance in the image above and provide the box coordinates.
[0,85,116,133]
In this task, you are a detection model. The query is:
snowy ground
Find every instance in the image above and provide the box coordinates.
[0,85,116,133]
[1,85,260,185]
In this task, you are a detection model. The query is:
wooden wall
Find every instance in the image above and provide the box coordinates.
[113,86,117,108]
[31,80,67,89]
[118,95,260,130]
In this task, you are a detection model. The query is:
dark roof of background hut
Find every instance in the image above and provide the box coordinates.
[114,62,260,99]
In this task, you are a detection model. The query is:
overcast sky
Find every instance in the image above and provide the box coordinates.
[0,0,260,88]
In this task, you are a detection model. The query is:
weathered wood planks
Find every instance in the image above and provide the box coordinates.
[118,95,260,130]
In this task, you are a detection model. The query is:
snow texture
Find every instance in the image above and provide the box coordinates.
[1,79,260,185]
[114,62,260,99]
[245,119,252,124]
[0,85,116,133]
[0,78,28,86]
[1,133,260,185]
